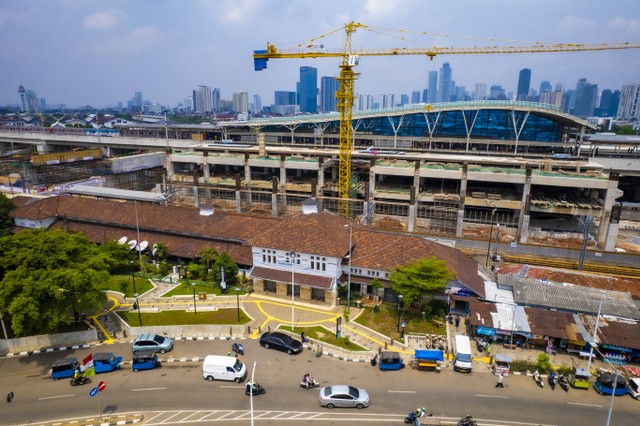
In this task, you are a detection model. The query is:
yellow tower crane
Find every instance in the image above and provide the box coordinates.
[253,22,640,218]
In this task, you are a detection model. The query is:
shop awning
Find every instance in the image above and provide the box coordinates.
[476,326,496,337]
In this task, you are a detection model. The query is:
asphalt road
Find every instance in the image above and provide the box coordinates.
[0,339,638,425]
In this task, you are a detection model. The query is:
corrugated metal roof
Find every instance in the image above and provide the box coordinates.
[491,303,530,333]
[511,276,639,320]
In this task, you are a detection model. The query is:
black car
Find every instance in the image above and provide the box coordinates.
[259,331,303,355]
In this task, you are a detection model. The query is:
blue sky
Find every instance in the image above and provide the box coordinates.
[1,0,639,108]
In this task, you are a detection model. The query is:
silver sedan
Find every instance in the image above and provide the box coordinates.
[318,384,370,409]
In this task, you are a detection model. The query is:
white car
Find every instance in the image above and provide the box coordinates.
[628,378,640,400]
[319,384,369,409]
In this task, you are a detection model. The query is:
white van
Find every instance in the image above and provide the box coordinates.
[202,355,247,382]
[453,335,473,373]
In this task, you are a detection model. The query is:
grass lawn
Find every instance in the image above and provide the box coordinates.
[354,304,447,339]
[116,308,251,326]
[96,274,154,297]
[162,282,244,297]
[280,325,369,352]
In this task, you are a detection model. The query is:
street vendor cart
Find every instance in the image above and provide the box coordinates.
[411,349,445,372]
[493,354,512,376]
[569,367,591,389]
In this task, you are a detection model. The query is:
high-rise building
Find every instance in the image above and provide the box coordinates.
[18,85,40,113]
[193,85,212,113]
[517,68,531,100]
[411,91,421,104]
[437,63,452,102]
[539,81,552,94]
[212,88,221,112]
[610,90,621,118]
[400,94,409,106]
[132,91,143,112]
[297,66,318,113]
[489,85,506,100]
[572,78,598,118]
[539,90,564,108]
[617,84,640,121]
[427,71,438,103]
[320,76,338,112]
[356,93,374,111]
[232,92,249,114]
[252,94,262,114]
[274,91,297,106]
[474,83,487,100]
[379,93,394,109]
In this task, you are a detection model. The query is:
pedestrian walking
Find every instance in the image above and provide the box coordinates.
[495,372,504,388]
[455,315,460,329]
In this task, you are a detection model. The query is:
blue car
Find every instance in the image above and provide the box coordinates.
[378,351,405,371]
[51,358,79,380]
[594,373,628,396]
[132,351,161,372]
[93,353,123,374]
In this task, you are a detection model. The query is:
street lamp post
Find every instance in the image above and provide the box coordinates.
[485,206,497,267]
[250,360,257,426]
[235,287,241,323]
[134,293,142,326]
[289,251,298,330]
[587,294,606,373]
[509,302,516,348]
[344,224,353,312]
[192,283,197,316]
[396,295,404,332]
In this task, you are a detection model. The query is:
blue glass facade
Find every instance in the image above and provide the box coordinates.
[259,108,566,142]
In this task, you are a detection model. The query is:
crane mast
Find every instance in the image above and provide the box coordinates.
[253,22,640,218]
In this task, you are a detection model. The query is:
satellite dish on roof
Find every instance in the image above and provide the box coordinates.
[128,239,137,250]
[139,241,149,252]
[118,236,128,245]
[199,206,214,216]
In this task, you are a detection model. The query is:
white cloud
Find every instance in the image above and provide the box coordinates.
[83,10,125,30]
[556,15,596,34]
[216,0,264,23]
[97,25,163,55]
[606,17,640,34]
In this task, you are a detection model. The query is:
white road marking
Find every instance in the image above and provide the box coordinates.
[39,394,75,400]
[388,390,416,393]
[475,393,510,398]
[131,387,167,392]
[568,401,602,408]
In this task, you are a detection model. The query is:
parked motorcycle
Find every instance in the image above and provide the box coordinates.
[457,415,478,426]
[476,337,487,352]
[245,382,266,396]
[558,374,569,392]
[69,375,91,386]
[533,370,544,388]
[300,376,319,389]
[231,342,244,355]
[548,372,557,390]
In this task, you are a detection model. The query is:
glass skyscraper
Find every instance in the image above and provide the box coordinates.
[517,68,531,100]
[297,66,318,113]
[320,76,338,112]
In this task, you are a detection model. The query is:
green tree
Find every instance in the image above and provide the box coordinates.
[0,229,115,337]
[613,124,637,135]
[198,247,219,279]
[0,193,15,237]
[211,252,239,288]
[154,242,170,262]
[389,256,455,309]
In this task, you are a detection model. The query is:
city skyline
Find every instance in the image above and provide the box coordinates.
[1,1,639,109]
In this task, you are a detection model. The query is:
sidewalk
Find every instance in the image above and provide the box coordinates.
[88,278,614,374]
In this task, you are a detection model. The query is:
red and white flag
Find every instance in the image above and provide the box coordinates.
[81,354,95,377]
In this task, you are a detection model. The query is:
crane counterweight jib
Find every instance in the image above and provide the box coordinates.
[253,50,268,70]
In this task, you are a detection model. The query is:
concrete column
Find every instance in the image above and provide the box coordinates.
[604,204,622,251]
[165,151,175,177]
[517,167,532,243]
[280,154,287,192]
[257,132,266,157]
[597,173,622,249]
[456,163,468,237]
[202,158,210,180]
[235,173,242,213]
[408,184,417,232]
[244,153,251,183]
[271,177,279,217]
[193,186,199,208]
[317,157,325,194]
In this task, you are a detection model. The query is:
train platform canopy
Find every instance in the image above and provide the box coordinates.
[62,185,167,203]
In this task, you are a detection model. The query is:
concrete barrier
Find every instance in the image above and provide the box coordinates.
[0,328,98,355]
